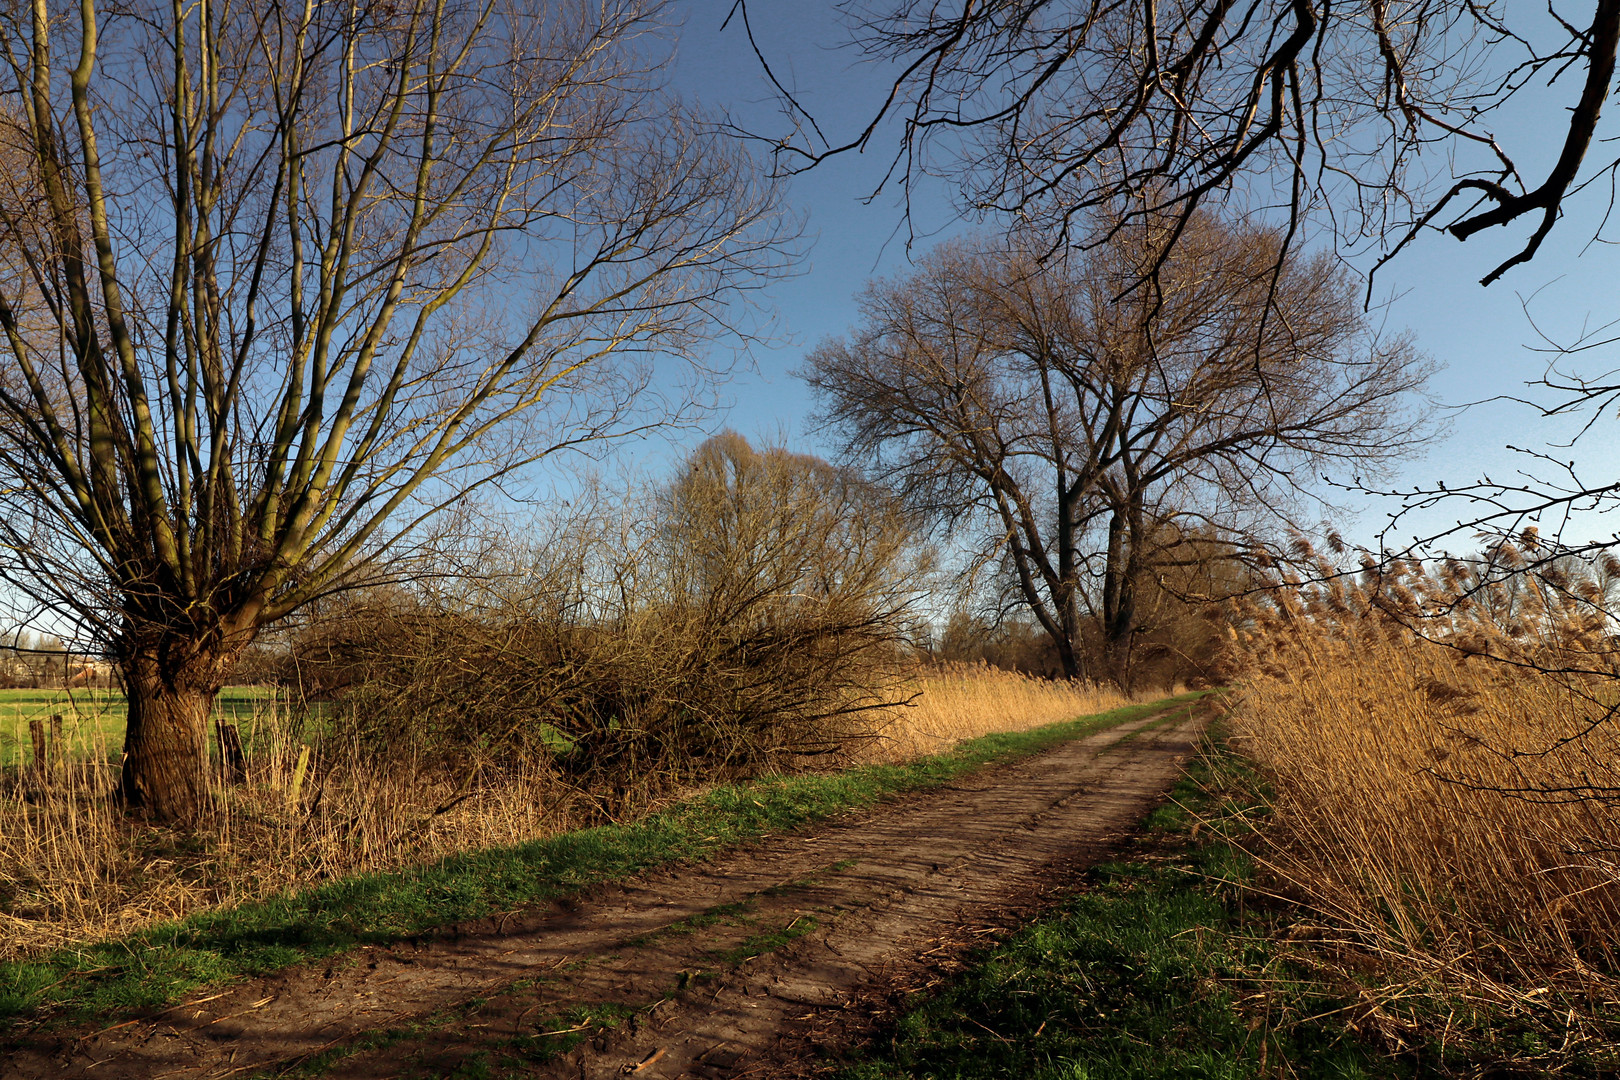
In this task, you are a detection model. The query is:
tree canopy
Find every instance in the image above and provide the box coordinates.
[804,213,1433,683]
[733,0,1620,284]
[0,0,791,820]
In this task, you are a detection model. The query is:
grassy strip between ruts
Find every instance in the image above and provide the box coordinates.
[0,691,1206,1030]
[834,728,1411,1080]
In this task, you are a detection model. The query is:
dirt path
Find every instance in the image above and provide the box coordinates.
[3,702,1210,1080]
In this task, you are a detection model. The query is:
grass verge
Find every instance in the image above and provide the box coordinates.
[0,692,1204,1030]
[834,731,1413,1080]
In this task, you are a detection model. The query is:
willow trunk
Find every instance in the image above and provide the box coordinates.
[118,644,229,824]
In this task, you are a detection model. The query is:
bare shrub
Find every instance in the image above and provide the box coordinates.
[0,436,1146,958]
[294,435,935,807]
[0,664,1124,958]
[937,614,1067,677]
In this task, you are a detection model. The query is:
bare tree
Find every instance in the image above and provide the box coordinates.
[803,213,1433,685]
[0,0,792,822]
[728,0,1620,286]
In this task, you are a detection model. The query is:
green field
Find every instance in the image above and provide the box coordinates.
[0,686,282,767]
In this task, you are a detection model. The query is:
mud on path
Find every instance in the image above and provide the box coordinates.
[4,701,1211,1080]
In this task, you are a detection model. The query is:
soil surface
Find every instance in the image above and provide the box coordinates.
[3,701,1210,1080]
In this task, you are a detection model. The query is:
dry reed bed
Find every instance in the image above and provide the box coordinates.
[1230,554,1620,1030]
[860,664,1131,762]
[0,668,1127,960]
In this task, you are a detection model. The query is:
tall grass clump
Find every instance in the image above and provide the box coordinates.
[860,663,1135,762]
[0,689,667,961]
[1227,534,1620,1052]
[0,694,378,956]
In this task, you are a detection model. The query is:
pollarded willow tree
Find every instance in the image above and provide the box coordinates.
[804,213,1434,686]
[0,0,792,822]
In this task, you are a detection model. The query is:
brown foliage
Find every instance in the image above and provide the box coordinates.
[285,435,933,802]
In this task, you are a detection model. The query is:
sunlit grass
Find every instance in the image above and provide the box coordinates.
[837,751,1399,1080]
[0,686,279,767]
[1227,553,1620,1057]
[861,663,1142,761]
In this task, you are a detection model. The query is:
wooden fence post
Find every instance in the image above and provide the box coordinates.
[28,718,45,775]
[216,719,247,783]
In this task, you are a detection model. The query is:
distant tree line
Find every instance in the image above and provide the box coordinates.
[933,525,1254,690]
[0,632,114,689]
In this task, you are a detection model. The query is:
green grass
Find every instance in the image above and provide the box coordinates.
[834,729,1620,1078]
[713,912,822,966]
[833,734,1410,1080]
[0,686,283,766]
[497,1002,640,1069]
[0,691,1207,1030]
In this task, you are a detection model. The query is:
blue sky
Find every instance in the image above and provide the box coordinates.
[660,0,1620,554]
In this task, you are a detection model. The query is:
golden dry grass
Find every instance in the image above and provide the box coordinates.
[0,666,1127,960]
[0,703,582,959]
[1229,555,1620,1017]
[860,663,1134,762]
